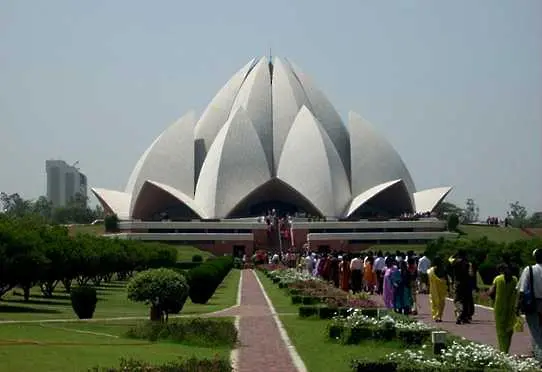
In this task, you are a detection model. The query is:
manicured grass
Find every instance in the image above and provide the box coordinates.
[174,245,214,261]
[0,319,231,372]
[68,224,105,236]
[256,271,299,314]
[256,270,408,372]
[0,269,240,321]
[460,224,530,242]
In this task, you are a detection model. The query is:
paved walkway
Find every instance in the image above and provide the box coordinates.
[217,270,303,372]
[372,293,532,355]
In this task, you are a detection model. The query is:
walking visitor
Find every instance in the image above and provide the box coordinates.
[489,263,518,353]
[518,248,542,361]
[383,257,397,309]
[427,256,448,322]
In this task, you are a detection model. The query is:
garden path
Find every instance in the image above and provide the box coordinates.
[371,293,532,355]
[225,270,306,372]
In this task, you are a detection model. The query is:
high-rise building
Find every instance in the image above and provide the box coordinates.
[46,160,87,207]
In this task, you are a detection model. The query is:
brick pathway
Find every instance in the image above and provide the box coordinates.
[371,293,532,355]
[231,270,302,372]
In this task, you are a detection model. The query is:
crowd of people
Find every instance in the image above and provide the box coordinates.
[264,246,542,359]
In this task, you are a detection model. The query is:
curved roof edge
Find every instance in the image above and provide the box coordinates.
[132,180,206,220]
[413,186,453,214]
[345,179,409,217]
[91,188,131,220]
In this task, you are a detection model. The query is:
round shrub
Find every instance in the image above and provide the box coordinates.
[70,285,98,319]
[192,254,203,263]
[127,268,190,321]
[447,213,459,231]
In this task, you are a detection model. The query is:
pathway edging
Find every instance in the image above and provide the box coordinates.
[252,270,308,372]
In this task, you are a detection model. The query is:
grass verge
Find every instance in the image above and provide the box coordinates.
[0,269,240,321]
[256,270,408,372]
[0,319,231,372]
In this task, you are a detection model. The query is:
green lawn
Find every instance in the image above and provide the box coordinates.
[460,224,529,242]
[256,271,411,372]
[0,319,231,372]
[0,269,240,321]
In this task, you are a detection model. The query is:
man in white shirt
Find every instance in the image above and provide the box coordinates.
[373,251,386,295]
[517,249,542,360]
[417,253,431,294]
[305,253,314,274]
[350,255,363,293]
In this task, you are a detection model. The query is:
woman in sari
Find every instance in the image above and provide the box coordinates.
[363,256,377,294]
[489,263,518,353]
[382,258,397,309]
[340,255,351,292]
[392,261,413,315]
[428,256,448,322]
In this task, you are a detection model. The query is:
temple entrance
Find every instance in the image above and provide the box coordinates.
[233,245,245,258]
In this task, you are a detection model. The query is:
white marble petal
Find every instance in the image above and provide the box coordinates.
[125,111,196,216]
[195,107,272,218]
[349,111,416,200]
[271,57,309,170]
[131,180,206,219]
[91,188,131,220]
[413,186,453,213]
[229,57,273,172]
[345,180,401,217]
[287,59,350,178]
[277,106,351,217]
[194,58,256,155]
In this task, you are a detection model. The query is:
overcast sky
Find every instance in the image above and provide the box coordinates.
[1,0,541,217]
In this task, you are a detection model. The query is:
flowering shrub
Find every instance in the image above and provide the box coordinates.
[329,309,433,345]
[386,342,540,371]
[268,269,316,285]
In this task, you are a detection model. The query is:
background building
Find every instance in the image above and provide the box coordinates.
[46,160,87,207]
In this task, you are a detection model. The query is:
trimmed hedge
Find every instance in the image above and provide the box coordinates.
[70,285,97,319]
[92,357,232,372]
[187,256,233,304]
[173,261,202,270]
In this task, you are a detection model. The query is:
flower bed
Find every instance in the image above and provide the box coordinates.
[351,341,540,372]
[265,269,379,313]
[328,309,434,346]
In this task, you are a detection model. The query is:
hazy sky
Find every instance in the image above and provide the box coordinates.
[1,0,541,218]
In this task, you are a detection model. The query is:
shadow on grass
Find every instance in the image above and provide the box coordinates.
[0,305,61,314]
[5,299,69,306]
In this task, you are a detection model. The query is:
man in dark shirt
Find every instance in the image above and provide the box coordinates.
[452,250,474,324]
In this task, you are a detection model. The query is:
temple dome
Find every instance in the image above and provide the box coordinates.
[92,57,451,219]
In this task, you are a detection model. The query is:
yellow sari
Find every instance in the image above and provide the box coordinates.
[428,266,447,321]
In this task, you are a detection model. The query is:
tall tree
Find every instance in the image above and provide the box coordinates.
[434,201,464,219]
[507,201,528,228]
[0,192,33,217]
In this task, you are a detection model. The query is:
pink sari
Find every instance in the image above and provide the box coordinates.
[383,266,398,309]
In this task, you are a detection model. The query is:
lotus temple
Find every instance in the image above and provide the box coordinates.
[92,56,456,255]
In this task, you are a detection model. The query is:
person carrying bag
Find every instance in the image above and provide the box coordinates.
[517,249,542,361]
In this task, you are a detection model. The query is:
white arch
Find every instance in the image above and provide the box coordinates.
[131,180,206,220]
[414,186,453,213]
[91,188,131,220]
[125,111,196,213]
